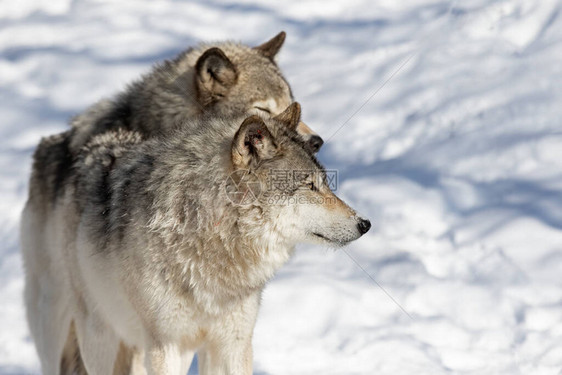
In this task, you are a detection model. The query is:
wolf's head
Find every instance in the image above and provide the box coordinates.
[187,32,323,153]
[229,103,370,246]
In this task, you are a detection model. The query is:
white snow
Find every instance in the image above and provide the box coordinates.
[1,0,562,374]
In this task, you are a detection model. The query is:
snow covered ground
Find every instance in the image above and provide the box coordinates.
[1,0,562,374]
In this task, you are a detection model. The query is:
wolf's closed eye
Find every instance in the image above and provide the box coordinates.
[254,106,271,114]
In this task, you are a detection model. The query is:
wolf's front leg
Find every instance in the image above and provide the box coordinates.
[198,337,253,375]
[198,293,260,375]
[145,343,184,375]
[73,310,120,375]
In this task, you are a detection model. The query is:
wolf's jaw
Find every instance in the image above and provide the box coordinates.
[312,232,329,241]
[311,232,352,247]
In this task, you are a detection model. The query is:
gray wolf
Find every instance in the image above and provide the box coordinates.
[69,31,323,154]
[21,103,369,374]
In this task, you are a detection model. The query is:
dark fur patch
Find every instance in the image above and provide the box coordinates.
[96,156,116,238]
[51,134,74,202]
[92,93,133,136]
[75,130,148,249]
[109,152,155,242]
[30,130,76,205]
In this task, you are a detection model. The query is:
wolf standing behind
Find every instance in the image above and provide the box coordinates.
[69,31,324,154]
[23,103,370,374]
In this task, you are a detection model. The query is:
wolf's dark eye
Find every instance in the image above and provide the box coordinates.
[254,106,271,114]
[307,182,318,192]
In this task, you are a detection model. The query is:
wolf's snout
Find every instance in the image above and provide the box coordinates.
[309,135,324,152]
[357,218,371,235]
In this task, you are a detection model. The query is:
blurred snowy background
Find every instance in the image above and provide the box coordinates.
[1,0,562,374]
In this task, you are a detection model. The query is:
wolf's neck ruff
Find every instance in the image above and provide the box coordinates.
[142,149,297,309]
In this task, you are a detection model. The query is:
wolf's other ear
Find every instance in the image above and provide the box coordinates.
[232,115,277,168]
[253,31,286,60]
[195,47,238,106]
[274,102,301,131]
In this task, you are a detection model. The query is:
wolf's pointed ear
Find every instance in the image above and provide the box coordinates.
[232,115,277,168]
[195,47,238,106]
[274,102,301,131]
[254,31,286,60]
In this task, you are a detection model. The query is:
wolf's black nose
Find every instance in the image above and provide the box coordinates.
[357,219,371,235]
[309,135,324,152]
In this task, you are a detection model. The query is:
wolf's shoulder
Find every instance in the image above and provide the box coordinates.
[78,129,144,168]
[74,129,151,243]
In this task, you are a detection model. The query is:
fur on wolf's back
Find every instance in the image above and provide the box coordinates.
[27,128,142,207]
[69,40,292,154]
[28,37,292,211]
